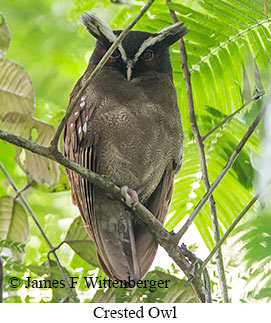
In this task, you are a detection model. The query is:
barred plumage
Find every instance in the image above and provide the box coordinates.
[64,12,186,281]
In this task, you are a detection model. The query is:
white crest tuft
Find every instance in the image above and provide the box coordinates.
[81,12,117,44]
[81,12,127,62]
[134,22,187,61]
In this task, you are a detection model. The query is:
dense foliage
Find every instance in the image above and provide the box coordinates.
[0,0,271,303]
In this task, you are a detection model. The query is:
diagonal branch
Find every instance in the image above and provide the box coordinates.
[200,184,268,271]
[166,0,228,302]
[0,131,169,241]
[0,129,206,302]
[174,104,266,242]
[50,0,156,151]
[202,90,265,142]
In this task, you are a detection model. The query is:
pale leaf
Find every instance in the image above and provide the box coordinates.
[0,196,29,261]
[0,59,34,118]
[0,12,10,58]
[0,112,60,186]
[65,216,99,268]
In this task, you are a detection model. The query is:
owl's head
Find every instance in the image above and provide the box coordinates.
[81,12,188,81]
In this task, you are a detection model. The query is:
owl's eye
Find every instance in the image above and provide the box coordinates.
[140,49,154,61]
[110,49,120,58]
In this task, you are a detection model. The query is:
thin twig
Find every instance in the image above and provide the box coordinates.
[0,0,210,301]
[167,0,228,302]
[174,104,266,242]
[202,90,265,141]
[0,163,52,248]
[14,182,32,200]
[202,266,212,303]
[0,162,73,298]
[50,0,156,150]
[47,241,66,257]
[0,133,171,243]
[180,244,212,303]
[131,205,206,302]
[201,189,265,271]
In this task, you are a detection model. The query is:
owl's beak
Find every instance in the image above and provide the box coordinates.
[126,60,133,81]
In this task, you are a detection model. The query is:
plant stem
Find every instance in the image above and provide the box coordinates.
[0,162,72,297]
[174,104,266,242]
[201,190,264,271]
[167,0,228,302]
[202,90,265,141]
[0,131,206,302]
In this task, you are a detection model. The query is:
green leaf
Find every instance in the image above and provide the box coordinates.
[0,239,25,253]
[254,288,271,300]
[231,209,271,301]
[167,122,258,249]
[0,196,29,261]
[48,111,65,129]
[2,0,271,303]
[42,259,79,303]
[0,59,34,118]
[91,270,198,303]
[0,12,10,58]
[0,112,60,186]
[64,216,99,268]
[27,263,48,277]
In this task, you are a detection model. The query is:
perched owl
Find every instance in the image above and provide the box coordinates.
[64,13,187,281]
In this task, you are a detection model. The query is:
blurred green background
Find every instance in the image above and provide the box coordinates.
[1,0,271,303]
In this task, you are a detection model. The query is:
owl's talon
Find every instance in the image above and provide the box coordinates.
[120,185,139,208]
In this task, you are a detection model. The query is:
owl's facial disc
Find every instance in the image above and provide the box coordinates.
[121,23,188,81]
[82,13,188,80]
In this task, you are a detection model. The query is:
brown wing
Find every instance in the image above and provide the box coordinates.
[63,75,98,239]
[64,76,183,281]
[64,78,142,281]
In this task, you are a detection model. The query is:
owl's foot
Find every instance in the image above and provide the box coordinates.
[120,186,139,208]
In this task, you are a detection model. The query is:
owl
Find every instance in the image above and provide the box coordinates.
[64,13,187,281]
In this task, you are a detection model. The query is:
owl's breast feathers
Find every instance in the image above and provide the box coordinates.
[64,66,183,281]
[93,68,182,192]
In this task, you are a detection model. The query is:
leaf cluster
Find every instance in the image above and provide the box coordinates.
[0,0,271,303]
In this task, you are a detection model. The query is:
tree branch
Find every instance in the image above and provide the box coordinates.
[2,0,256,302]
[0,129,206,302]
[200,187,266,271]
[166,0,228,302]
[1,0,259,301]
[180,244,212,302]
[50,0,156,151]
[174,104,266,242]
[201,90,265,142]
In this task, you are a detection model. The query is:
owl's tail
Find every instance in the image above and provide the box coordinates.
[83,167,174,283]
[92,190,145,282]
